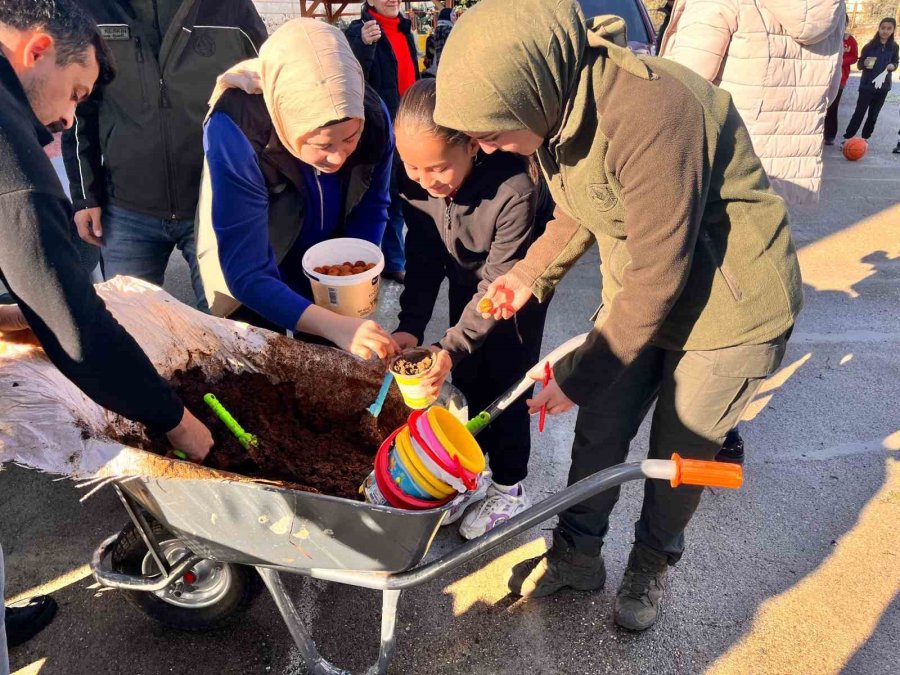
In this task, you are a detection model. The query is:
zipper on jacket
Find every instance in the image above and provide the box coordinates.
[134,37,149,107]
[444,200,454,250]
[315,170,325,231]
[158,78,172,109]
[701,231,742,302]
[158,76,177,219]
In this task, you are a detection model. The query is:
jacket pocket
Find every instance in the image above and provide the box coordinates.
[711,338,786,379]
[700,230,743,302]
[133,37,150,108]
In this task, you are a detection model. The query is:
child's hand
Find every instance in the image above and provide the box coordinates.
[421,347,453,398]
[392,331,420,351]
[481,273,534,320]
[330,317,400,361]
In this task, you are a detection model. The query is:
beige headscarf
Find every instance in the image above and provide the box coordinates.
[209,18,365,158]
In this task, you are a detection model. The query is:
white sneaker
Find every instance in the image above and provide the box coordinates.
[441,470,491,526]
[458,482,530,540]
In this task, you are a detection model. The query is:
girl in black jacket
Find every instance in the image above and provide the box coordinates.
[843,18,899,142]
[392,79,553,539]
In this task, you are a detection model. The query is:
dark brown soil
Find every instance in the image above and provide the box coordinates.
[391,349,434,376]
[112,365,400,500]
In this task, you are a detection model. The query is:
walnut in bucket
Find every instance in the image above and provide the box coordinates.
[313,261,377,277]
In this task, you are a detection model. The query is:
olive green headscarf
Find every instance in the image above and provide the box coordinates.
[434,0,586,138]
[434,0,649,140]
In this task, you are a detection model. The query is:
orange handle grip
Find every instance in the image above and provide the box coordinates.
[670,453,743,489]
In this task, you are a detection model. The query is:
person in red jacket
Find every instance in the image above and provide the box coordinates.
[825,15,859,145]
[346,1,421,284]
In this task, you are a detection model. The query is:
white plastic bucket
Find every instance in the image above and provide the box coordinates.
[301,238,384,318]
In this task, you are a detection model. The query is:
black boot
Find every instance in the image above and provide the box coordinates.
[614,543,668,631]
[508,530,606,598]
[5,595,58,647]
[716,428,745,465]
[893,141,900,154]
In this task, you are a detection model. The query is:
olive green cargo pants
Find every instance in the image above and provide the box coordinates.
[558,333,788,563]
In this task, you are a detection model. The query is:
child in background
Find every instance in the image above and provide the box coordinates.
[391,79,552,539]
[824,15,858,146]
[843,18,898,144]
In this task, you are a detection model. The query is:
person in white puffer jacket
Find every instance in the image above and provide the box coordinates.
[659,0,844,207]
[659,0,843,464]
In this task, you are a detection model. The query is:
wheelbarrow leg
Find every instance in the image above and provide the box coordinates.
[257,568,347,675]
[369,590,402,675]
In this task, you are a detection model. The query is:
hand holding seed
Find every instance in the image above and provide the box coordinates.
[479,273,533,320]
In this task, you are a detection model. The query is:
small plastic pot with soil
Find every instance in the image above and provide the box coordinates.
[390,348,438,410]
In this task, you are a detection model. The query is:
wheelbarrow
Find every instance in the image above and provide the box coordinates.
[91,334,743,674]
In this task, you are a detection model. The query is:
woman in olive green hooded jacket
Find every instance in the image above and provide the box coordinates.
[434,0,802,631]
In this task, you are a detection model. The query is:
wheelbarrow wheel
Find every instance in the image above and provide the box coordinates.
[111,520,262,631]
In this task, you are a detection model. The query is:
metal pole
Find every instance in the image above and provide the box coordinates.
[257,568,349,675]
[115,485,170,575]
[369,590,402,675]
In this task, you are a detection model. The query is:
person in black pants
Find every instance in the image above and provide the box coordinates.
[0,1,213,666]
[843,18,898,143]
[894,109,900,153]
[391,80,553,540]
[824,15,858,145]
[346,1,421,283]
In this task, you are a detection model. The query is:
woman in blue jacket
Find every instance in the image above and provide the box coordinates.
[197,19,398,360]
[843,18,898,143]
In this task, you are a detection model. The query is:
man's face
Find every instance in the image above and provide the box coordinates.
[370,0,401,18]
[16,34,98,132]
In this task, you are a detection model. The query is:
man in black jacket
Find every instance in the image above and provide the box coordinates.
[0,1,212,664]
[62,0,266,309]
[346,0,420,283]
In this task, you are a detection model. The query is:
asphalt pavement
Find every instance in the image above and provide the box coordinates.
[2,74,898,675]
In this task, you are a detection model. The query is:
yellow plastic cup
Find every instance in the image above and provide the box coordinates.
[425,406,486,475]
[390,349,438,409]
[395,428,455,498]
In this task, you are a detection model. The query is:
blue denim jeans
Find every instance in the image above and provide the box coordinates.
[102,205,208,311]
[380,170,406,274]
[71,229,103,283]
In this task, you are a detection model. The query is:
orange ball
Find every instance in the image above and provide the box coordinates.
[843,137,868,161]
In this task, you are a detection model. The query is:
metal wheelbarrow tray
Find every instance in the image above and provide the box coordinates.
[92,334,741,674]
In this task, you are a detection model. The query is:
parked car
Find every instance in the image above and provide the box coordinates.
[576,0,657,54]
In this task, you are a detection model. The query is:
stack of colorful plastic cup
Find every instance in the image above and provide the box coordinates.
[360,406,486,509]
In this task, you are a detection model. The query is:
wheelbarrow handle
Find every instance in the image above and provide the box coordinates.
[304,456,742,591]
[466,332,589,435]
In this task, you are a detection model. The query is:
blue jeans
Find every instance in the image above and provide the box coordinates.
[380,172,406,274]
[71,228,103,283]
[102,205,208,311]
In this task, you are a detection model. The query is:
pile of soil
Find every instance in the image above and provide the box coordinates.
[116,366,398,500]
